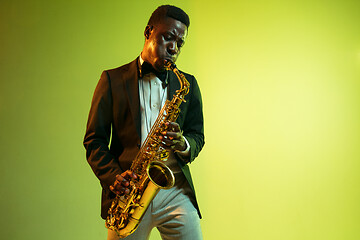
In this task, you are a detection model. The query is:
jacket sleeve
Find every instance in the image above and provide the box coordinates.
[83,71,123,189]
[180,75,205,163]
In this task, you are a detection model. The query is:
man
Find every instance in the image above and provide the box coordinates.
[84,5,204,240]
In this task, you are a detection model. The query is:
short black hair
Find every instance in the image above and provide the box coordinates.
[147,5,190,28]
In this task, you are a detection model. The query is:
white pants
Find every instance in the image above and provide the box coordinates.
[107,174,202,240]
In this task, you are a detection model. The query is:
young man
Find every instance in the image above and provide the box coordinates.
[84,5,204,240]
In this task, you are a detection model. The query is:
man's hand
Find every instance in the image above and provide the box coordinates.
[159,121,186,152]
[109,170,138,196]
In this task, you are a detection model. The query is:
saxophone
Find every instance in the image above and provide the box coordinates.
[105,60,190,238]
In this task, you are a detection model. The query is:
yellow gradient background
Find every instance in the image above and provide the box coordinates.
[1,0,359,239]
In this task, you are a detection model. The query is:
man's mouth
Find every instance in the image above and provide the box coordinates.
[163,56,175,63]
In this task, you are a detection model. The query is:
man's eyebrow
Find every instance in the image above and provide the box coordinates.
[164,30,186,44]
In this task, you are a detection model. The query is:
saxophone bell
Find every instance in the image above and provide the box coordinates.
[147,161,175,189]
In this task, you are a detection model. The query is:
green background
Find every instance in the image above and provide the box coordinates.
[1,0,359,239]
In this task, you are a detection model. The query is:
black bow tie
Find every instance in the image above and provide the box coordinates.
[141,61,168,84]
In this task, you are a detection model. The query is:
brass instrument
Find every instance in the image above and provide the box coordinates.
[105,60,190,238]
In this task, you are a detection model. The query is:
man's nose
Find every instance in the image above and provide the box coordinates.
[167,42,178,55]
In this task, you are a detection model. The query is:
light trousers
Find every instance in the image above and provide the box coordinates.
[107,174,202,240]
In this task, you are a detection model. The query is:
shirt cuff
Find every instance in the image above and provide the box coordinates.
[175,136,190,156]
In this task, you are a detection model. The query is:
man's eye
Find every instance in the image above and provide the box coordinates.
[164,35,172,40]
[177,41,184,48]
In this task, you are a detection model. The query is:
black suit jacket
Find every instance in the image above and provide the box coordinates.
[84,58,204,219]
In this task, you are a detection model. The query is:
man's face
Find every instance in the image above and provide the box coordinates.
[142,17,188,72]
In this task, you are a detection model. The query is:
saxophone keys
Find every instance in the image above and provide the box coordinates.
[160,151,169,161]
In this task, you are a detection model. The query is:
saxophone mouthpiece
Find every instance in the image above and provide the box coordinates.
[164,59,176,70]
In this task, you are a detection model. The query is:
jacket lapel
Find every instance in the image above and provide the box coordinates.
[168,70,180,101]
[124,58,142,139]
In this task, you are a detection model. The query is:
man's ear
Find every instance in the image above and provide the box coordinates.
[144,25,153,39]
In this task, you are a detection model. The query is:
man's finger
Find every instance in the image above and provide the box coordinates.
[166,121,181,132]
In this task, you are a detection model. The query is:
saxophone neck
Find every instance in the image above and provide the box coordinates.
[164,59,176,71]
[164,60,190,94]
